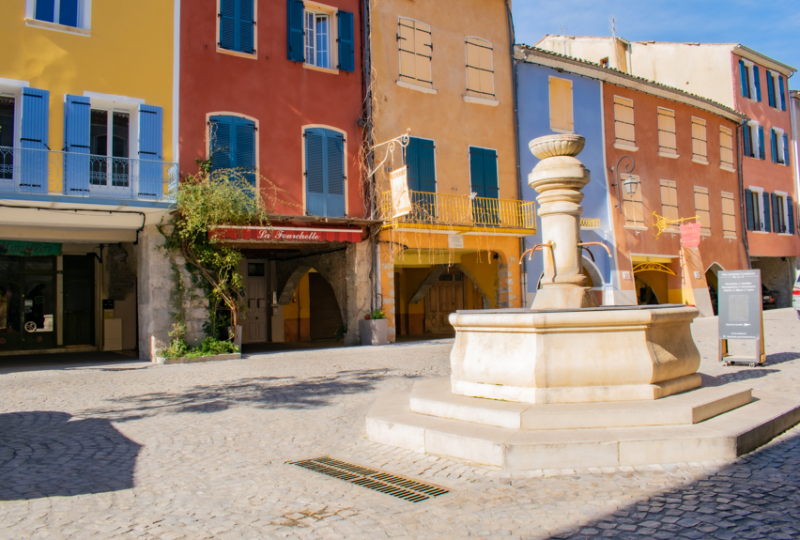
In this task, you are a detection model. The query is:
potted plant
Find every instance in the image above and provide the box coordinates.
[359,308,389,346]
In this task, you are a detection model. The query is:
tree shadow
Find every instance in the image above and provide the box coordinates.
[0,411,141,501]
[82,368,408,422]
[543,429,800,540]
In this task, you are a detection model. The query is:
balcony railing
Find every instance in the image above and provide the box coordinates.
[379,190,536,233]
[0,146,178,202]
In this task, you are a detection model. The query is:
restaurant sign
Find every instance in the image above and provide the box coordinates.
[212,226,362,243]
[390,166,412,218]
[680,222,701,249]
[0,240,62,257]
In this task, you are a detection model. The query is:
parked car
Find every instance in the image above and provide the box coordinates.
[794,271,800,310]
[762,285,778,310]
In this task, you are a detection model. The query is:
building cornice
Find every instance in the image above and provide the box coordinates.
[733,45,797,78]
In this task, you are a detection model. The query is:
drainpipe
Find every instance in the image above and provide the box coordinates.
[507,0,527,306]
[736,121,752,269]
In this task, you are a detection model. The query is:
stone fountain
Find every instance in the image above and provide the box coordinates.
[366,134,800,470]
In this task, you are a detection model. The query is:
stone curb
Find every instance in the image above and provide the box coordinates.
[156,353,242,365]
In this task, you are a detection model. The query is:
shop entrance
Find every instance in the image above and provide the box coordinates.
[63,254,95,346]
[0,256,57,351]
[309,272,343,340]
[424,268,466,334]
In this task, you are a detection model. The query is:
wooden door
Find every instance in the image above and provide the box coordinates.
[424,270,464,333]
[246,279,268,342]
[309,273,343,340]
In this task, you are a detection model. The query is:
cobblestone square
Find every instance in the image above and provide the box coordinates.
[1,309,799,540]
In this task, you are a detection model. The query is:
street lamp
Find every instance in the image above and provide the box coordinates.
[611,155,639,213]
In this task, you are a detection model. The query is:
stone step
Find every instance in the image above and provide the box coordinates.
[367,386,800,470]
[409,378,753,429]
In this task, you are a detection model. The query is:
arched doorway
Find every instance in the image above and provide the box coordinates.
[635,276,661,305]
[705,263,724,315]
[581,256,604,305]
[309,270,344,340]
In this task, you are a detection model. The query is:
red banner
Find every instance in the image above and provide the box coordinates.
[680,222,701,249]
[212,225,363,243]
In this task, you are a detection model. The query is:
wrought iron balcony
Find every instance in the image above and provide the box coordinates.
[379,190,537,234]
[0,146,178,202]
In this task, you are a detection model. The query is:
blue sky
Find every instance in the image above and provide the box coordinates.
[512,0,800,90]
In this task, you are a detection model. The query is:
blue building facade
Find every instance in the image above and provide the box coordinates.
[515,59,618,304]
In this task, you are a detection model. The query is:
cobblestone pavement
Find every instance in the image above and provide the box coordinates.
[1,309,799,540]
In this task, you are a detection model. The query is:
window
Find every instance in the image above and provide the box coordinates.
[622,174,644,226]
[743,122,765,160]
[549,77,574,133]
[745,188,767,232]
[694,187,710,235]
[691,117,707,163]
[33,0,84,28]
[304,127,345,218]
[465,38,494,100]
[613,96,636,150]
[398,18,433,90]
[209,115,256,188]
[721,192,736,238]
[766,71,787,111]
[660,180,678,227]
[720,126,734,171]
[772,193,788,234]
[0,97,15,180]
[469,147,499,224]
[305,11,331,68]
[738,59,761,102]
[219,0,255,55]
[656,108,677,156]
[770,128,790,165]
[89,109,130,187]
[287,2,354,72]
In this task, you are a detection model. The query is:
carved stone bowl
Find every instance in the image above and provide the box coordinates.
[529,134,586,160]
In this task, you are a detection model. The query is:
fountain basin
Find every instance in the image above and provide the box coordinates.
[449,305,702,404]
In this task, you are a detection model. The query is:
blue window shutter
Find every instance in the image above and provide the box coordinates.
[209,116,232,172]
[758,126,765,160]
[469,147,485,197]
[287,0,305,62]
[766,71,775,107]
[779,76,786,110]
[405,138,420,192]
[744,189,754,231]
[762,191,771,232]
[59,0,79,27]
[742,124,752,157]
[138,105,163,199]
[219,0,236,51]
[789,196,795,235]
[482,149,499,200]
[739,60,749,98]
[35,0,55,22]
[326,132,345,217]
[771,129,778,163]
[784,134,790,166]
[63,94,91,194]
[305,129,325,216]
[20,88,50,194]
[418,139,436,194]
[239,0,255,53]
[337,11,355,72]
[753,66,761,102]
[235,119,256,187]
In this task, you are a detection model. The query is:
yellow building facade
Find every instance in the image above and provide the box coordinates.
[369,0,532,340]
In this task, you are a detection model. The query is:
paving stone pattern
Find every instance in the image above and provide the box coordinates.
[1,310,799,539]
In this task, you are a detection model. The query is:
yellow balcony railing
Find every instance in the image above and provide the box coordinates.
[379,190,536,234]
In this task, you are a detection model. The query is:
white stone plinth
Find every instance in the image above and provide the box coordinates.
[449,306,702,404]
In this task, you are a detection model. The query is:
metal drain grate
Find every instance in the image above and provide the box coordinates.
[288,456,449,503]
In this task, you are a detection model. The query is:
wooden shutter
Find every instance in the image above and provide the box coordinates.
[758,126,765,160]
[692,118,707,159]
[287,0,305,62]
[220,0,236,50]
[305,129,325,216]
[743,124,752,157]
[60,0,79,27]
[660,180,678,222]
[235,119,256,187]
[771,129,778,162]
[337,11,355,72]
[405,137,420,192]
[549,77,574,133]
[613,96,635,145]
[784,134,790,165]
[722,193,736,236]
[744,189,754,231]
[466,38,494,97]
[417,139,436,194]
[209,116,232,171]
[325,132,345,217]
[753,65,761,101]
[138,105,164,199]
[762,192,771,232]
[398,18,416,81]
[739,60,749,98]
[658,108,676,154]
[766,71,775,107]
[772,193,781,233]
[414,22,432,87]
[20,88,50,193]
[720,127,734,167]
[63,95,91,194]
[779,76,786,110]
[695,188,710,234]
[482,149,499,199]
[239,0,255,53]
[788,196,795,235]
[478,42,493,96]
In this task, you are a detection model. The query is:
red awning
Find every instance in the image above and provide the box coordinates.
[212,225,363,244]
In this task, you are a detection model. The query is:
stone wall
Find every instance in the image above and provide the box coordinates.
[752,256,796,309]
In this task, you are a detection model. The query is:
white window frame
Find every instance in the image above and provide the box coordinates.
[719,126,735,172]
[25,0,92,33]
[747,121,760,159]
[774,191,790,234]
[749,186,766,232]
[303,2,339,74]
[721,191,737,239]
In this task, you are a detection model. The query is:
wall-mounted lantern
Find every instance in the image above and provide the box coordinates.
[610,155,639,213]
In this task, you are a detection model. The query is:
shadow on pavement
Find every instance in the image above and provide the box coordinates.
[0,411,141,501]
[84,368,408,421]
[0,350,147,374]
[545,429,800,540]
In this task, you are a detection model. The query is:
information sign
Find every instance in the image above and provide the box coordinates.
[718,270,761,340]
[0,240,62,257]
[680,222,701,249]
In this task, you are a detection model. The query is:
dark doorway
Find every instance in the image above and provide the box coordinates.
[309,272,343,340]
[63,254,95,346]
